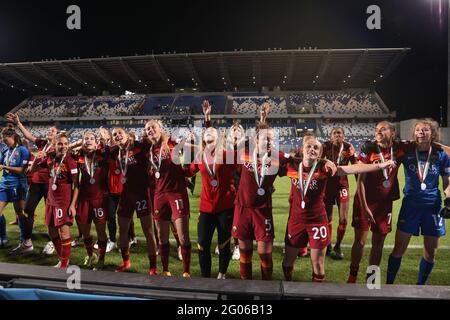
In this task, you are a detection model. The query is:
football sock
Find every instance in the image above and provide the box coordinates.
[282,264,294,281]
[417,257,435,285]
[386,254,402,284]
[51,236,62,257]
[120,246,130,262]
[97,239,107,260]
[159,242,170,272]
[148,254,157,270]
[83,236,94,257]
[259,253,273,281]
[239,248,253,280]
[336,223,347,244]
[347,263,359,283]
[60,238,72,268]
[181,243,192,274]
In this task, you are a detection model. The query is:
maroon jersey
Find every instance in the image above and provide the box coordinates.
[32,138,55,184]
[44,153,78,207]
[356,140,409,202]
[235,150,290,209]
[109,142,150,194]
[323,141,356,186]
[188,150,237,214]
[76,147,109,201]
[285,160,333,224]
[149,140,186,194]
[108,160,123,195]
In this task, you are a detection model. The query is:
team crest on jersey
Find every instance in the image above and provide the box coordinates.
[431,154,439,163]
[369,153,381,163]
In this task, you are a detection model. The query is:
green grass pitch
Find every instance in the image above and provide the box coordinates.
[1,169,450,285]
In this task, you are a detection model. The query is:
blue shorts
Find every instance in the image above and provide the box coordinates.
[397,199,446,237]
[0,185,28,203]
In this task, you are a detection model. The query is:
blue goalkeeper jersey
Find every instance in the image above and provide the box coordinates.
[0,145,30,190]
[403,146,450,206]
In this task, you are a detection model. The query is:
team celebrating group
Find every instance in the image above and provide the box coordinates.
[0,100,449,285]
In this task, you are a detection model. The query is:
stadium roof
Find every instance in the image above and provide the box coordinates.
[0,48,409,96]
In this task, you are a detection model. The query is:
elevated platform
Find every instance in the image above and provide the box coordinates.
[0,263,449,300]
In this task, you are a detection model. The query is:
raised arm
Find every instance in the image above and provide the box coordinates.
[260,102,270,124]
[203,100,212,126]
[5,113,37,143]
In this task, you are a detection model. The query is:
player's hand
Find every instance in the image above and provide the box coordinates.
[379,159,396,170]
[0,165,4,172]
[69,205,77,218]
[324,160,337,176]
[36,151,46,159]
[202,100,211,116]
[441,198,450,219]
[260,102,270,122]
[99,127,110,141]
[363,206,376,224]
[5,113,20,125]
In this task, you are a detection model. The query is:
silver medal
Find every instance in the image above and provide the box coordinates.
[122,177,127,184]
[51,184,57,191]
[421,183,426,191]
[257,188,265,196]
[155,172,161,179]
[211,179,218,187]
[301,201,305,209]
[90,178,96,185]
[383,180,391,189]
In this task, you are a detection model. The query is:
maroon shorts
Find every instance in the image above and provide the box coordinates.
[117,189,152,219]
[352,198,393,235]
[232,204,274,242]
[285,219,330,250]
[324,177,349,206]
[76,197,108,225]
[45,203,73,228]
[153,191,190,222]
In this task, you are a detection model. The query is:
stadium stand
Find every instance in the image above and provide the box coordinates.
[142,96,175,115]
[299,91,384,115]
[17,95,147,119]
[321,122,376,137]
[230,95,287,115]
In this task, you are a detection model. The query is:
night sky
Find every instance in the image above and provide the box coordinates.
[0,0,447,122]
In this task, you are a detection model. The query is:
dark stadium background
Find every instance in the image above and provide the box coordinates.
[0,0,447,123]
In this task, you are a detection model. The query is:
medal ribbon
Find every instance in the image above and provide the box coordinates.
[415,146,432,185]
[84,151,96,179]
[298,160,318,206]
[377,145,394,180]
[118,148,129,178]
[332,143,344,165]
[5,145,18,167]
[52,153,67,186]
[253,149,268,189]
[150,145,163,172]
[203,151,217,178]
